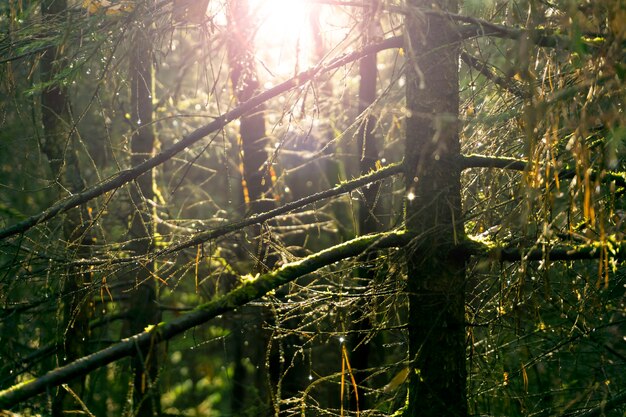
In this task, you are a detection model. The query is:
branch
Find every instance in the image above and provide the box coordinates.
[160,161,404,255]
[498,241,626,262]
[0,230,410,408]
[461,236,626,262]
[454,16,571,48]
[461,154,626,189]
[69,161,404,266]
[460,154,528,171]
[460,51,527,99]
[0,36,403,241]
[563,388,626,417]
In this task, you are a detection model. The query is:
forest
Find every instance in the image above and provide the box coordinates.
[0,0,625,416]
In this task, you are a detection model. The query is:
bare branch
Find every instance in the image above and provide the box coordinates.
[160,161,404,255]
[0,36,403,241]
[460,51,527,99]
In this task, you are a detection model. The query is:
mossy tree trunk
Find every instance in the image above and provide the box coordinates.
[128,23,162,417]
[403,1,467,416]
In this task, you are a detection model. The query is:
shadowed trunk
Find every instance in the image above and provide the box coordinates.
[404,1,467,416]
[40,0,91,415]
[351,1,381,412]
[226,1,278,414]
[128,24,162,417]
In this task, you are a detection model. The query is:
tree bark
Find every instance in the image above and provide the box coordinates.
[404,1,466,417]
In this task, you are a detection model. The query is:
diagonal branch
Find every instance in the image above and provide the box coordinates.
[460,51,526,99]
[68,161,404,266]
[0,36,403,241]
[160,161,404,255]
[0,230,410,409]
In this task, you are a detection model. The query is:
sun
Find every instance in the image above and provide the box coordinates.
[251,0,310,42]
[249,0,314,76]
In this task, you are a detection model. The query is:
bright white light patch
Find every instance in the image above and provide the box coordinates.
[251,0,310,42]
[249,0,313,76]
[407,192,415,201]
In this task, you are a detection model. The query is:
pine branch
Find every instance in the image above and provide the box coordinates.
[0,230,410,409]
[0,36,403,241]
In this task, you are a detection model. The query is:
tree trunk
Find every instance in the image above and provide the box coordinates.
[404,1,466,416]
[128,25,161,417]
[40,1,91,415]
[226,1,278,414]
[351,1,381,412]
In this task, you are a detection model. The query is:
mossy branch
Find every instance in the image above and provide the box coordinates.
[463,236,626,262]
[460,154,528,171]
[461,155,626,188]
[0,230,410,409]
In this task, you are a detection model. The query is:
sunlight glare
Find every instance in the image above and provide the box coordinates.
[250,0,313,76]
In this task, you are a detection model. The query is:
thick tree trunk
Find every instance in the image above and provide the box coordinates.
[404,1,466,417]
[128,27,161,417]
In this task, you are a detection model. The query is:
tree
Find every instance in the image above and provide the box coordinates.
[403,1,466,415]
[126,10,162,415]
[0,0,625,416]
